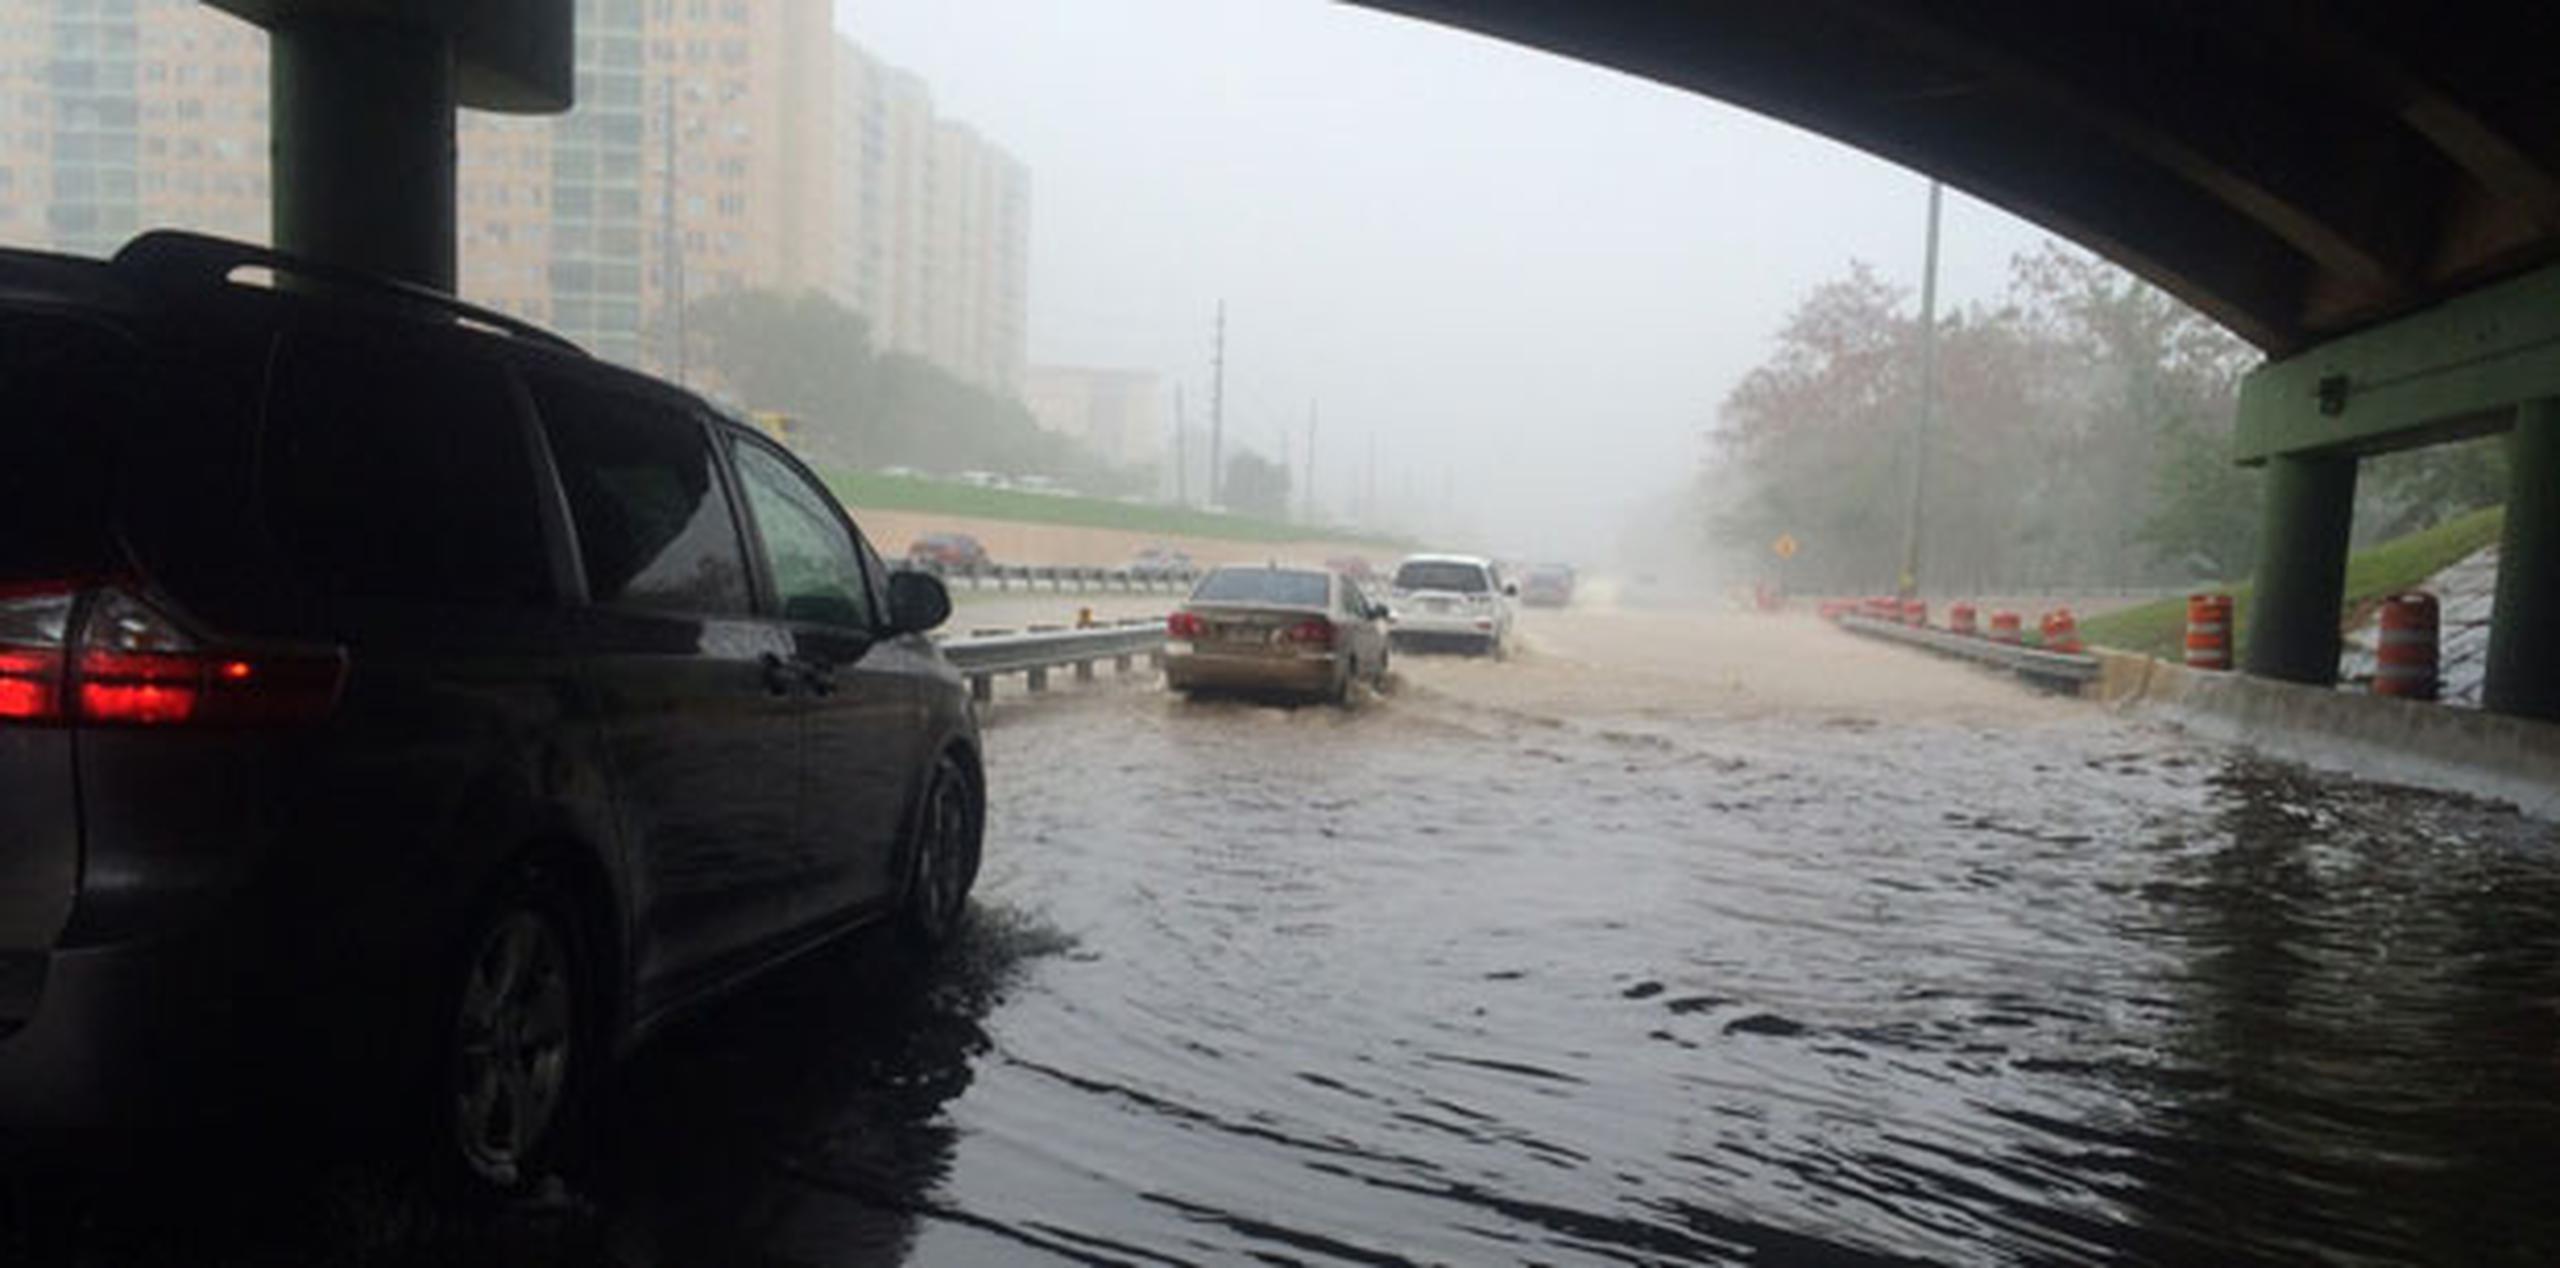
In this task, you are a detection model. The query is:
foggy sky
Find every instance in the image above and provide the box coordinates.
[839,0,2067,562]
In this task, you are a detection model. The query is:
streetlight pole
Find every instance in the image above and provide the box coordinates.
[1898,180,1943,598]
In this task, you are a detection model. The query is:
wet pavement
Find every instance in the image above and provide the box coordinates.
[11,611,2560,1265]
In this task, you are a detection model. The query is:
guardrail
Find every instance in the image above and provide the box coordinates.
[902,560,1200,594]
[1835,614,2102,689]
[937,618,1167,704]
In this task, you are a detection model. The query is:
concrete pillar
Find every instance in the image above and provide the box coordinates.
[271,18,457,290]
[2485,401,2560,720]
[2243,451,2359,685]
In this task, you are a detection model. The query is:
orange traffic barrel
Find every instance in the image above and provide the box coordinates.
[1819,599,1853,620]
[2184,593,2234,670]
[2374,593,2440,700]
[1987,610,2022,644]
[1902,598,1928,628]
[1865,595,1898,620]
[1948,602,1978,636]
[2040,607,2084,653]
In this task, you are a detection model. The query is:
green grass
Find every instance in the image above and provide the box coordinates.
[821,468,1406,547]
[2079,504,2506,657]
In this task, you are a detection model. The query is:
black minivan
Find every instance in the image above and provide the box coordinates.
[0,232,983,1188]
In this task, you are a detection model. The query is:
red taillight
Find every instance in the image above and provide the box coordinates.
[0,647,65,721]
[1280,617,1336,647]
[1168,611,1205,639]
[0,581,78,723]
[0,581,343,728]
[76,649,203,724]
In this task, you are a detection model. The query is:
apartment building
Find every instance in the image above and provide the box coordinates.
[1024,365,1164,470]
[0,0,1030,395]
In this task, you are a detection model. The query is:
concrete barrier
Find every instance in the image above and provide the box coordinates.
[2094,649,2560,818]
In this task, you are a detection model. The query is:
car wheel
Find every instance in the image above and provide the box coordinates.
[441,875,586,1193]
[1329,660,1354,706]
[900,751,983,950]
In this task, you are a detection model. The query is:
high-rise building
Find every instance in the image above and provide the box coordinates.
[0,0,1030,398]
[1024,366,1164,469]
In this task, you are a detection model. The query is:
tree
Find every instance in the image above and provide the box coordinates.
[683,288,1147,496]
[1222,451,1292,519]
[1703,244,2262,592]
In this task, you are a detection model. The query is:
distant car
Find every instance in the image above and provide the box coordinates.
[1130,545,1194,578]
[907,531,991,570]
[1388,553,1516,657]
[1165,565,1391,703]
[1520,563,1577,608]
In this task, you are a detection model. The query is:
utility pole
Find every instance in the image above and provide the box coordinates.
[1172,384,1188,506]
[1209,301,1227,507]
[1303,401,1319,523]
[1898,180,1943,599]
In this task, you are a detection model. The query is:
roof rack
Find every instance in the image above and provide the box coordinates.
[110,230,586,358]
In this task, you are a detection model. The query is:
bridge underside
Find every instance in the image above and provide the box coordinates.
[1356,2,2560,720]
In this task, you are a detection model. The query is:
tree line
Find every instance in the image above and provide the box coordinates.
[1706,244,2505,593]
[682,289,1149,497]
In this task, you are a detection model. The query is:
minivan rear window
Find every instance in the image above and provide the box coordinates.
[1191,568,1330,607]
[1393,561,1489,593]
[263,332,552,606]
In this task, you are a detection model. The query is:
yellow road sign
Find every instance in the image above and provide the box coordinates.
[1772,533,1799,560]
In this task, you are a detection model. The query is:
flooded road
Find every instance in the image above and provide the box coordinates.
[15,608,2560,1265]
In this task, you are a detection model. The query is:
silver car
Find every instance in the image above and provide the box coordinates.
[1164,565,1391,703]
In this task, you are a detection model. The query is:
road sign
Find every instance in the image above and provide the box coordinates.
[1772,533,1799,560]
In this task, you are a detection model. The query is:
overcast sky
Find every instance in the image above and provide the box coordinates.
[837,0,2070,560]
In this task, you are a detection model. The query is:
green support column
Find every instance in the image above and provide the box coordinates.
[2484,401,2560,720]
[2243,451,2359,685]
[270,18,456,290]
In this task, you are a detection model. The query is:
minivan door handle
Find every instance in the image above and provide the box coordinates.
[759,651,798,697]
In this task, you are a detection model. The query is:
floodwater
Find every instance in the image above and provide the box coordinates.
[12,609,2560,1266]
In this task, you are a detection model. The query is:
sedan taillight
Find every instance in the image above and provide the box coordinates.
[1167,611,1206,639]
[1278,617,1336,647]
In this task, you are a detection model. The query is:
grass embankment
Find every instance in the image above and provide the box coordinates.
[2079,505,2506,657]
[820,468,1404,547]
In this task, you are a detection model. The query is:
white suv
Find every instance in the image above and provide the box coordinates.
[1387,554,1515,657]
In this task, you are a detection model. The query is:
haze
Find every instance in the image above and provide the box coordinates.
[841,0,2064,563]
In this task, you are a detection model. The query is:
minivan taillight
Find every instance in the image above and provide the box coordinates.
[0,581,79,722]
[0,581,343,728]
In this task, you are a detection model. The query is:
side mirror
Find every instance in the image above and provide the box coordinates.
[886,570,952,635]
[1367,602,1391,622]
[1503,583,1520,598]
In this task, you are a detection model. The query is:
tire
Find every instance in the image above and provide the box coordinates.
[900,751,984,950]
[438,872,588,1194]
[1327,661,1353,706]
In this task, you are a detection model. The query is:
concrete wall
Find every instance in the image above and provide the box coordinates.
[2095,650,2560,818]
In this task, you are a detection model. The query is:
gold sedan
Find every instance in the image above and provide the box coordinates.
[1164,565,1391,704]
